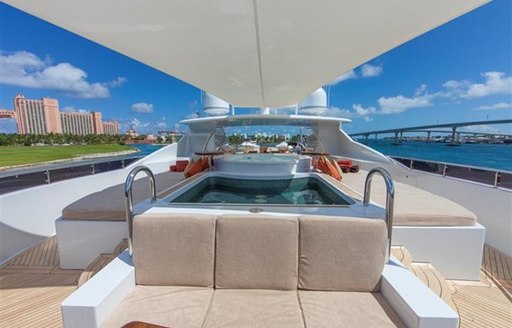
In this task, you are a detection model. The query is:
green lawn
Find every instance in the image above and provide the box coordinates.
[0,144,134,167]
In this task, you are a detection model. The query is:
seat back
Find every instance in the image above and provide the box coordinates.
[215,214,299,290]
[132,213,216,287]
[132,212,386,292]
[298,215,387,292]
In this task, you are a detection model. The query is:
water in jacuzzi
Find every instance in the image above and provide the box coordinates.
[169,176,353,205]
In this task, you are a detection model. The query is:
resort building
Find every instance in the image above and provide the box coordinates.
[0,108,16,119]
[60,112,95,135]
[126,128,138,138]
[92,112,104,134]
[103,121,120,135]
[14,94,61,135]
[10,94,119,135]
[60,111,110,135]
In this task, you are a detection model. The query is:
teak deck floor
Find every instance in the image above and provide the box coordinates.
[1,239,511,328]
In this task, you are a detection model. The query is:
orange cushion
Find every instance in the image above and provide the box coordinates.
[184,159,205,178]
[327,157,343,180]
[337,159,353,167]
[201,156,210,170]
[318,156,341,181]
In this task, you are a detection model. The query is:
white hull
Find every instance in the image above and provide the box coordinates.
[362,160,512,257]
[0,143,178,265]
[1,125,509,277]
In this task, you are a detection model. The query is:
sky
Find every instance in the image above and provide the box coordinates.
[0,0,511,135]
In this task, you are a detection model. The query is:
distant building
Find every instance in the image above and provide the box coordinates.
[92,112,104,134]
[10,94,119,135]
[60,111,95,135]
[145,134,157,143]
[0,109,16,119]
[126,128,138,138]
[103,121,120,135]
[14,94,61,134]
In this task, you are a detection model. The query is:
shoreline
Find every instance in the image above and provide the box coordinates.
[0,149,139,172]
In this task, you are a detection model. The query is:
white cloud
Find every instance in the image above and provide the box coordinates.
[329,64,384,85]
[120,117,170,134]
[353,104,376,119]
[0,51,45,69]
[131,102,154,113]
[327,71,512,119]
[378,94,432,114]
[474,102,512,111]
[325,106,354,118]
[466,72,512,98]
[61,106,90,113]
[109,76,127,87]
[0,50,124,98]
[327,89,432,120]
[361,64,383,77]
[329,70,357,85]
[61,106,76,112]
[126,118,150,130]
[442,79,470,91]
[414,84,428,97]
[443,72,512,99]
[326,104,376,122]
[156,116,167,130]
[461,125,500,134]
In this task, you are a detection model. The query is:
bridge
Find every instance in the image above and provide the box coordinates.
[349,119,512,144]
[0,109,16,119]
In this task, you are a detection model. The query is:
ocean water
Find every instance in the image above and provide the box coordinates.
[362,139,512,172]
[128,141,512,172]
[129,143,165,157]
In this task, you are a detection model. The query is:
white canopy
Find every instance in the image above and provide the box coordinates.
[4,0,489,107]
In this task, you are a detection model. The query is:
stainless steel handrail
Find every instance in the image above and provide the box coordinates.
[125,166,157,256]
[363,167,395,260]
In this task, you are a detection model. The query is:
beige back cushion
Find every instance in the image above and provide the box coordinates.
[215,215,299,290]
[299,215,387,292]
[133,213,216,287]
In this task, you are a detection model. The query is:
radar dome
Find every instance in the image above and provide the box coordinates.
[298,88,327,116]
[203,92,230,116]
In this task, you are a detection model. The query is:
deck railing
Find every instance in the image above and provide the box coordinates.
[0,156,143,195]
[392,156,512,190]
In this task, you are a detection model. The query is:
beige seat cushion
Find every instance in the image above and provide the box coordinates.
[62,172,184,221]
[215,215,298,290]
[390,181,476,226]
[340,171,476,226]
[299,291,404,328]
[202,289,304,328]
[101,286,213,328]
[133,213,216,287]
[299,216,386,292]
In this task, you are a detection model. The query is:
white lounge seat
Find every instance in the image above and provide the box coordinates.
[62,213,457,328]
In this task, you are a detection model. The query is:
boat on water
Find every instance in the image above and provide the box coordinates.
[0,1,511,328]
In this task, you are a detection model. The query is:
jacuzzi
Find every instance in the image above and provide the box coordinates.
[214,153,311,175]
[154,172,385,218]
